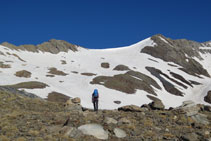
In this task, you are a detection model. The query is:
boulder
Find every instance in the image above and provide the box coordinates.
[78,124,108,140]
[101,62,110,68]
[204,91,211,104]
[113,65,130,71]
[191,113,209,125]
[118,105,144,112]
[71,97,81,104]
[149,100,165,110]
[204,105,211,112]
[104,117,117,124]
[15,70,31,78]
[180,133,199,141]
[178,101,200,116]
[63,127,83,138]
[114,128,126,138]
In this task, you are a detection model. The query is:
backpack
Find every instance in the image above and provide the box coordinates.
[93,89,98,98]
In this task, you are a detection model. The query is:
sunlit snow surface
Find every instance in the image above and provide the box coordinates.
[0,38,211,109]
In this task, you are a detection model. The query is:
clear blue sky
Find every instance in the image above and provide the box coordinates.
[0,0,210,49]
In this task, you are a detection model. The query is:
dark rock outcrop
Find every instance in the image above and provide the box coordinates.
[81,73,97,76]
[204,91,211,104]
[91,70,161,95]
[48,67,68,76]
[113,64,130,71]
[141,34,210,77]
[0,61,11,68]
[146,67,183,96]
[101,62,110,68]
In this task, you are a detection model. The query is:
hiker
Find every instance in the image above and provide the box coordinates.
[92,89,99,111]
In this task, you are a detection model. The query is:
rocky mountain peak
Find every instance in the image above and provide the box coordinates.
[1,39,80,54]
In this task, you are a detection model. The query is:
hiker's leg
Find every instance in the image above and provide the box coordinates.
[96,100,98,111]
[93,102,96,111]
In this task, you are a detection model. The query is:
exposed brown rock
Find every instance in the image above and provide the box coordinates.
[81,73,96,76]
[12,54,26,62]
[141,34,210,77]
[0,62,11,68]
[91,70,160,95]
[101,62,110,68]
[113,64,130,71]
[61,60,67,64]
[15,70,31,78]
[48,67,68,76]
[47,91,70,103]
[146,67,183,96]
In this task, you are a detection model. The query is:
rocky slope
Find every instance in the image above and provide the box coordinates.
[0,88,210,141]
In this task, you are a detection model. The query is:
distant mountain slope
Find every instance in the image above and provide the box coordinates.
[0,34,211,109]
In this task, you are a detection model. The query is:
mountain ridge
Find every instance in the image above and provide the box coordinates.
[0,34,211,109]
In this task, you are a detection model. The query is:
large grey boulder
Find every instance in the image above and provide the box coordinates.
[78,124,108,140]
[178,100,200,116]
[114,128,126,138]
[177,101,210,125]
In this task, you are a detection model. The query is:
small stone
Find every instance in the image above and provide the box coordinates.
[114,101,121,104]
[204,131,210,136]
[119,118,131,124]
[114,128,126,138]
[104,117,117,124]
[173,115,177,120]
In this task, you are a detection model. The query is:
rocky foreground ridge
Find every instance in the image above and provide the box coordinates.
[0,88,210,141]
